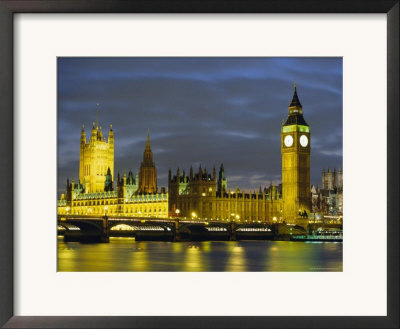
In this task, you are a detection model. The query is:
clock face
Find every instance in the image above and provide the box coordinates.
[284,135,294,147]
[300,135,309,147]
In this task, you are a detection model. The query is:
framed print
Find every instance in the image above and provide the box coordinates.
[0,1,398,328]
[56,56,344,273]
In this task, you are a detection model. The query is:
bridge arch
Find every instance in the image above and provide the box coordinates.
[58,223,81,231]
[108,221,173,232]
[60,219,104,234]
[179,222,232,234]
[234,223,273,232]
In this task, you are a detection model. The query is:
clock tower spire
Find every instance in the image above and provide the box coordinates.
[281,83,311,225]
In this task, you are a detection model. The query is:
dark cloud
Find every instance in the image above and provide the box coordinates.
[57,57,342,196]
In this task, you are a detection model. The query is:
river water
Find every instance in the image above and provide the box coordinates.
[57,237,342,272]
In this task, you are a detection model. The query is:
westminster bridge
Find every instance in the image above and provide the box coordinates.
[56,215,320,242]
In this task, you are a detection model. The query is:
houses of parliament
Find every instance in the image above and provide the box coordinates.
[58,125,168,218]
[58,85,317,225]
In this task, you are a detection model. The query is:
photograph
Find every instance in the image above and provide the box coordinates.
[57,57,343,272]
[1,1,397,326]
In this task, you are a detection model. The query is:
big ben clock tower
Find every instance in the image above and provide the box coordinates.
[281,83,311,225]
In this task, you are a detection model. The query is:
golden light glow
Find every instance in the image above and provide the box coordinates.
[110,224,134,231]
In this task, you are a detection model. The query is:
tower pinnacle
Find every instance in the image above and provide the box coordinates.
[96,103,100,128]
[146,129,151,150]
[283,82,307,125]
[289,83,302,109]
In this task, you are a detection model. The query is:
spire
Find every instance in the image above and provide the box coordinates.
[80,124,86,143]
[96,103,100,128]
[127,170,135,185]
[108,124,114,144]
[283,82,308,126]
[104,167,113,192]
[289,82,302,109]
[142,130,153,164]
[138,129,157,194]
[146,129,151,150]
[217,163,227,194]
[99,126,103,140]
[219,163,226,180]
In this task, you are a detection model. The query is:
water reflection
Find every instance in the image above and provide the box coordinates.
[57,237,342,272]
[183,243,204,272]
[130,241,149,272]
[225,244,247,272]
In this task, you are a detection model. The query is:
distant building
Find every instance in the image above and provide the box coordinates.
[311,168,343,216]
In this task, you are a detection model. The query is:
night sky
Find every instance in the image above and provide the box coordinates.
[57,57,342,197]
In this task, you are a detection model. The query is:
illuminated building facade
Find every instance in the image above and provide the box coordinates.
[281,84,311,224]
[138,131,158,194]
[168,164,283,222]
[59,84,316,225]
[79,122,114,193]
[58,125,168,218]
[169,85,312,225]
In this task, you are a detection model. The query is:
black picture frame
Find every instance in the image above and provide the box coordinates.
[0,1,398,328]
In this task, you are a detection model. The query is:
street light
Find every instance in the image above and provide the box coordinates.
[175,209,180,216]
[191,212,197,220]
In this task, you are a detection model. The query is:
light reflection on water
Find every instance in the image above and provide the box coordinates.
[57,237,342,272]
